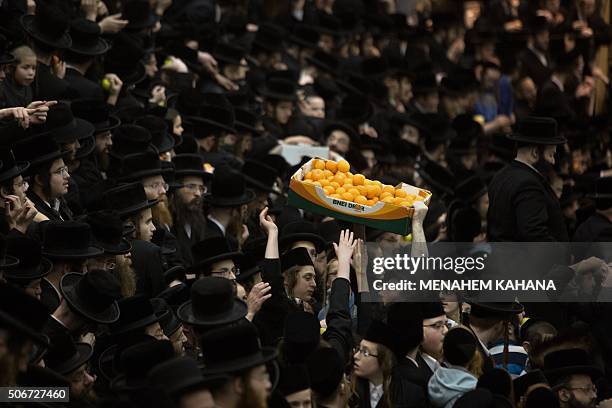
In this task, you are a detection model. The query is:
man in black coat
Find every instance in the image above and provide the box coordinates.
[487,117,569,242]
[519,16,553,88]
[572,176,612,259]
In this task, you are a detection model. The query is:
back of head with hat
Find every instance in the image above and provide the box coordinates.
[0,282,50,346]
[148,356,227,398]
[4,235,52,283]
[443,326,477,367]
[41,220,104,260]
[110,125,152,158]
[32,102,94,145]
[111,295,160,337]
[543,348,602,387]
[20,2,72,50]
[307,347,344,399]
[281,247,314,272]
[364,319,405,359]
[387,302,424,355]
[283,311,320,364]
[477,367,512,398]
[508,116,566,146]
[205,165,254,208]
[112,339,175,392]
[279,364,310,397]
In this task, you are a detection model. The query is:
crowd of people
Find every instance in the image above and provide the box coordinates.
[0,0,612,407]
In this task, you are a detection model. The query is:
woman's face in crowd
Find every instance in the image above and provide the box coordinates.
[48,158,70,198]
[14,56,36,86]
[353,340,381,380]
[137,208,155,242]
[422,314,449,357]
[291,265,317,302]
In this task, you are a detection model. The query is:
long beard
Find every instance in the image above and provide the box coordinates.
[97,151,110,171]
[172,195,206,237]
[152,198,173,228]
[114,256,137,298]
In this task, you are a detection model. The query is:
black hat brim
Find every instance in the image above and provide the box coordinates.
[259,88,297,102]
[92,114,121,133]
[96,238,132,256]
[176,298,248,327]
[280,233,326,253]
[186,252,243,274]
[506,133,567,145]
[0,162,30,183]
[70,38,110,56]
[544,366,603,385]
[243,174,278,195]
[202,347,278,375]
[4,257,52,282]
[235,121,262,136]
[112,313,160,336]
[155,134,176,154]
[75,136,96,159]
[42,244,104,260]
[118,167,170,182]
[60,273,120,324]
[174,169,213,181]
[305,56,337,75]
[124,14,160,30]
[0,53,16,65]
[51,343,93,375]
[116,199,159,219]
[204,189,255,207]
[21,15,72,49]
[0,309,49,346]
[466,300,524,319]
[236,266,261,284]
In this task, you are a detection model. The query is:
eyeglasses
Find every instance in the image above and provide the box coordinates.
[143,182,169,192]
[355,348,378,358]
[181,183,206,193]
[51,166,69,177]
[423,320,451,330]
[13,180,28,189]
[210,267,240,278]
[567,385,597,394]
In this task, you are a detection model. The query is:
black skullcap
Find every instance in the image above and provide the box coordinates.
[443,327,477,366]
[278,364,310,396]
[420,302,446,320]
[306,348,344,398]
[477,368,512,398]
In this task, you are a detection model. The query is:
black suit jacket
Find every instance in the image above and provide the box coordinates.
[520,48,552,88]
[487,160,569,242]
[28,191,74,222]
[535,79,575,121]
[32,63,72,101]
[65,68,104,101]
[40,278,61,314]
[131,240,166,298]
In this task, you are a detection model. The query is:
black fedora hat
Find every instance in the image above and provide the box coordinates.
[33,102,94,144]
[307,347,344,399]
[513,369,548,403]
[71,98,121,133]
[236,250,262,284]
[387,303,424,355]
[134,115,175,154]
[13,135,65,173]
[177,277,247,327]
[279,365,310,396]
[0,34,15,65]
[212,42,248,66]
[20,3,72,49]
[148,356,228,396]
[60,270,121,324]
[411,70,439,94]
[467,301,524,320]
[259,78,297,101]
[280,220,327,253]
[205,166,255,207]
[118,151,166,182]
[68,18,109,56]
[189,93,236,135]
[305,50,339,75]
[122,0,160,30]
[84,211,132,255]
[587,177,612,210]
[323,120,359,146]
[103,35,146,86]
[44,330,93,375]
[111,339,175,392]
[200,321,277,374]
[0,147,29,183]
[508,117,567,145]
[336,94,373,125]
[111,125,152,157]
[0,282,50,346]
[234,108,261,135]
[111,295,160,336]
[4,235,52,282]
[157,282,190,310]
[364,319,406,358]
[543,348,602,386]
[289,24,320,49]
[41,221,104,260]
[252,23,284,53]
[242,159,278,194]
[172,154,211,181]
[281,247,314,271]
[0,234,20,270]
[103,182,159,218]
[188,237,243,275]
[18,365,71,388]
[150,298,182,337]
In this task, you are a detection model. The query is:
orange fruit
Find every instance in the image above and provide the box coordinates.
[380,191,394,200]
[364,179,373,186]
[333,173,346,185]
[319,179,330,187]
[415,195,425,201]
[327,175,335,181]
[335,187,346,195]
[325,160,337,173]
[337,159,350,173]
[406,194,416,201]
[312,169,324,181]
[313,159,325,170]
[330,181,340,189]
[382,185,395,194]
[356,185,368,196]
[348,188,360,197]
[305,171,314,180]
[395,189,407,198]
[354,195,368,205]
[372,197,379,203]
[373,180,382,189]
[330,194,342,199]
[393,197,405,205]
[346,172,353,178]
[366,184,382,199]
[323,186,335,195]
[365,199,375,206]
[382,196,394,203]
[353,174,366,186]
[342,183,353,191]
[399,201,412,207]
[341,192,354,202]
[323,169,333,178]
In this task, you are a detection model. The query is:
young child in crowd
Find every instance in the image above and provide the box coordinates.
[0,45,36,108]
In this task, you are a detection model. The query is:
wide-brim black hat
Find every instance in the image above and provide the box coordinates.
[172,155,212,180]
[20,14,71,49]
[258,78,297,101]
[204,188,255,207]
[187,115,237,135]
[70,38,109,56]
[187,250,243,275]
[3,257,52,282]
[467,301,524,319]
[176,297,247,327]
[50,342,93,375]
[0,161,29,183]
[203,345,278,375]
[69,18,110,56]
[0,289,49,347]
[98,238,132,256]
[507,117,567,145]
[60,273,120,324]
[42,241,103,260]
[544,363,602,386]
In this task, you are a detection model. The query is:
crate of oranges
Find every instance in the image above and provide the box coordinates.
[288,157,432,234]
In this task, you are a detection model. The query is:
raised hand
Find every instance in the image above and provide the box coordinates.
[259,207,278,236]
[333,229,358,263]
[245,282,272,321]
